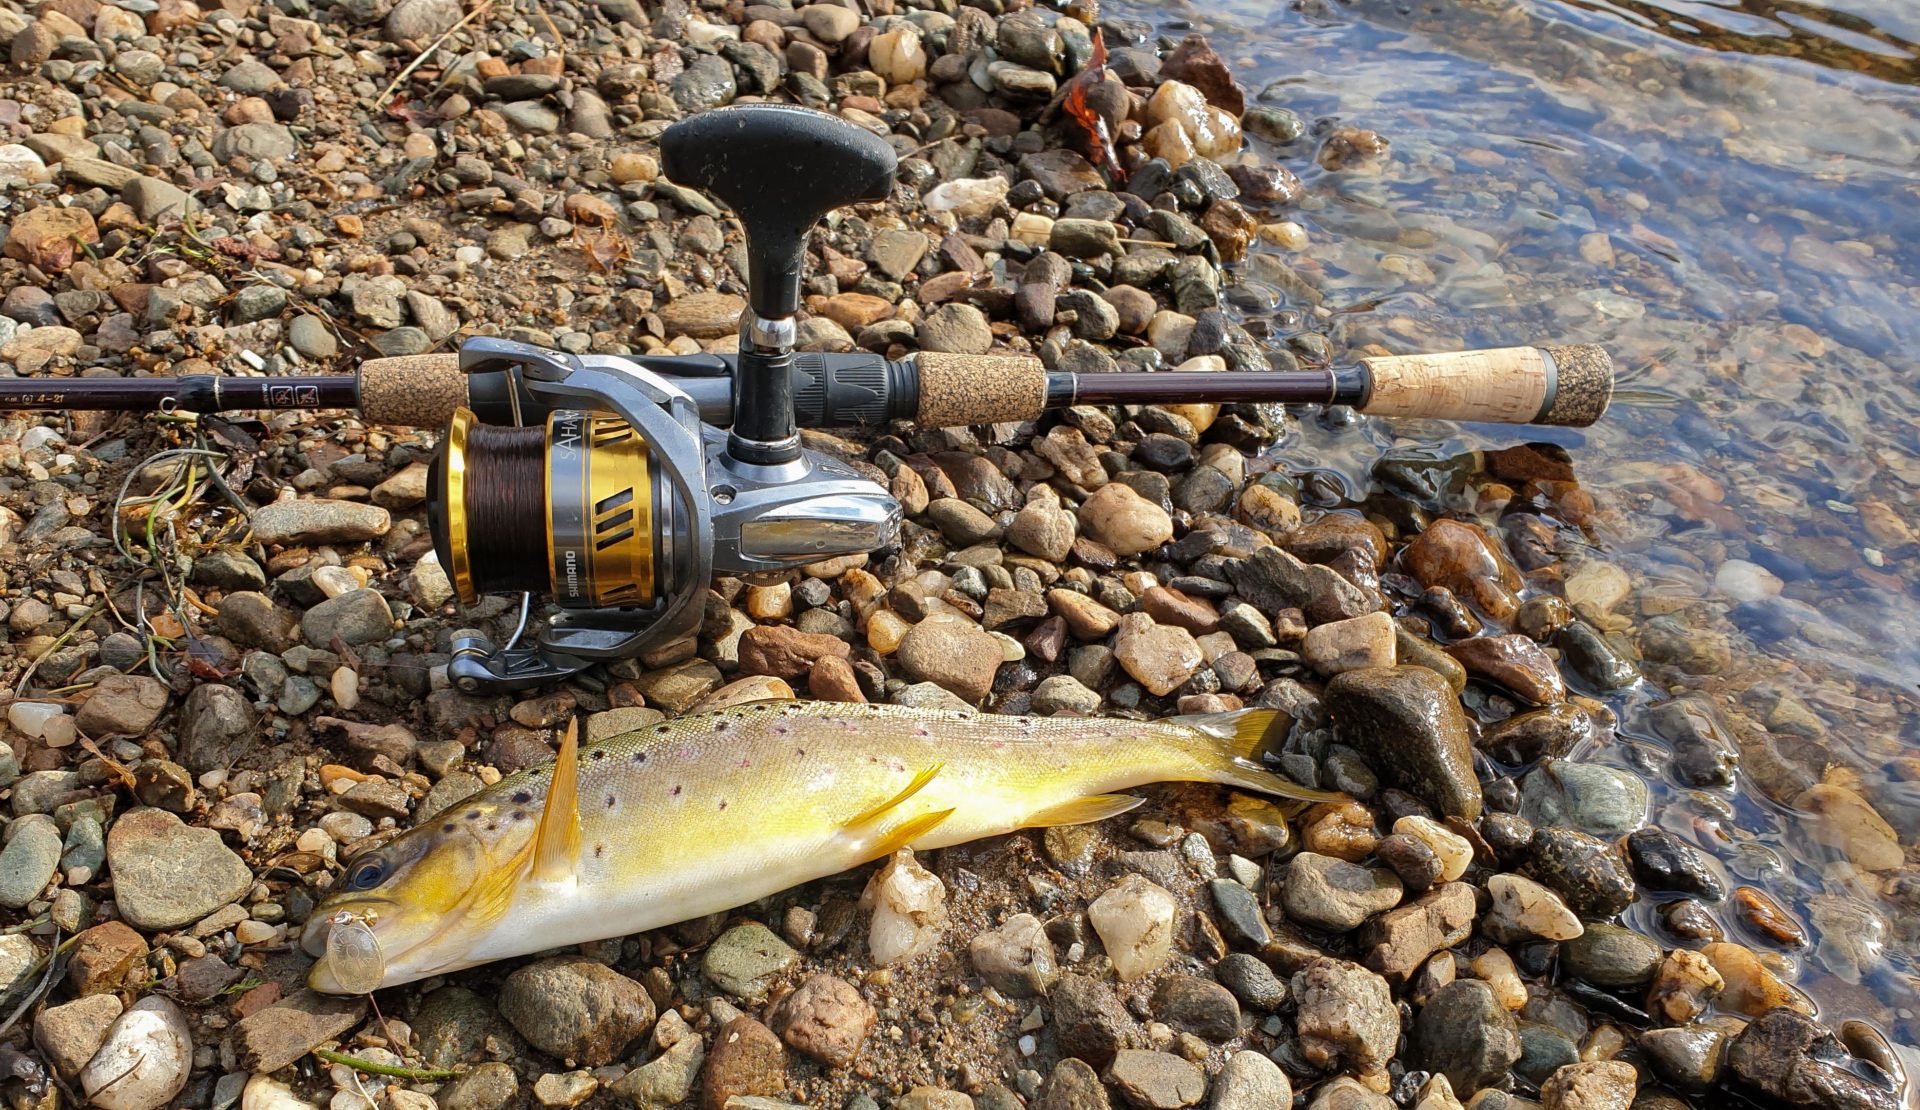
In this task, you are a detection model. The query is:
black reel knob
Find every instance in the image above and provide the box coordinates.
[661,104,897,320]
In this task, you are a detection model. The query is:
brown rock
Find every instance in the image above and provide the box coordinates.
[67,921,149,996]
[1139,587,1219,635]
[659,291,745,339]
[702,1015,787,1110]
[808,655,865,703]
[895,618,1002,704]
[768,973,874,1066]
[1358,882,1475,983]
[817,292,894,330]
[1113,613,1202,697]
[1401,519,1523,620]
[738,625,852,679]
[228,990,368,1073]
[3,204,99,272]
[1445,635,1566,705]
[1048,589,1122,640]
[1078,483,1173,557]
[1158,33,1244,115]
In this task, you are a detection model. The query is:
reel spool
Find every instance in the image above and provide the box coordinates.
[428,407,682,611]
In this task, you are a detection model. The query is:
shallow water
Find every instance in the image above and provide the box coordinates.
[1114,0,1920,1042]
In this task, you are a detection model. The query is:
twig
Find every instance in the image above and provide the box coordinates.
[0,932,74,1039]
[312,1049,459,1081]
[374,0,495,111]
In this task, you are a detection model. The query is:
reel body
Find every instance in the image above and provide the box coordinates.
[426,340,898,692]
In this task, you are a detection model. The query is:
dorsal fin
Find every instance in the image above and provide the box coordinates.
[531,718,582,883]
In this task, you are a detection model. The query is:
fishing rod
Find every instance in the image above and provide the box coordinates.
[1,104,1616,695]
[0,339,1610,432]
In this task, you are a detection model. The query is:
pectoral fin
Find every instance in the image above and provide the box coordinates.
[842,763,943,832]
[1022,793,1145,828]
[531,718,582,883]
[865,808,955,860]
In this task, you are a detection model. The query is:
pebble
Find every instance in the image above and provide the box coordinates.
[968,913,1057,997]
[249,499,390,545]
[1302,611,1398,675]
[895,618,1003,704]
[79,997,192,1110]
[1088,874,1178,981]
[1518,759,1648,837]
[860,849,947,967]
[1291,958,1398,1079]
[1210,1051,1291,1110]
[1483,873,1584,942]
[497,958,655,1066]
[1639,1026,1727,1094]
[1326,666,1483,819]
[1214,953,1286,1010]
[1151,974,1241,1041]
[0,814,62,908]
[33,994,123,1077]
[1104,1051,1207,1110]
[1521,826,1637,918]
[768,973,873,1066]
[1560,922,1662,987]
[104,808,253,930]
[1078,483,1174,556]
[702,922,801,1001]
[1394,816,1473,881]
[1113,613,1204,696]
[1281,851,1404,932]
[1413,980,1521,1096]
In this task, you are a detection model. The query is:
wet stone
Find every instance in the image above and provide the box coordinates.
[1151,974,1241,1041]
[1519,759,1648,838]
[1413,980,1521,1095]
[1326,666,1482,820]
[1560,922,1662,988]
[1214,952,1286,1010]
[1625,828,1724,900]
[1522,827,1636,918]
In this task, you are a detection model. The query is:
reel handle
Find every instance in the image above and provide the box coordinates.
[659,105,897,320]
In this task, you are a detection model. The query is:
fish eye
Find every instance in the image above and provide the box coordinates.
[344,853,392,891]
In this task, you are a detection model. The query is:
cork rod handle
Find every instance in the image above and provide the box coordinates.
[912,352,1049,427]
[356,354,469,426]
[1358,343,1614,427]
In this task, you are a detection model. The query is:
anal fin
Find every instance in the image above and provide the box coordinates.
[843,763,943,832]
[531,718,582,883]
[1022,793,1145,828]
[865,808,955,860]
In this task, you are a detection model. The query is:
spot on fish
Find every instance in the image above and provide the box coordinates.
[655,725,670,734]
[442,823,456,833]
[718,800,728,810]
[715,720,731,733]
[605,794,617,809]
[632,751,648,763]
[594,844,605,858]
[590,750,607,761]
[770,722,791,737]
[738,758,751,769]
[485,822,498,832]
[911,725,931,738]
[669,785,682,797]
[993,741,1006,749]
[796,748,807,759]
[511,790,532,804]
[465,810,482,820]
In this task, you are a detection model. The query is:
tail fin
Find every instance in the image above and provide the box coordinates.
[1172,708,1347,803]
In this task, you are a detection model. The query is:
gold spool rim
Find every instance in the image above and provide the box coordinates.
[444,406,478,606]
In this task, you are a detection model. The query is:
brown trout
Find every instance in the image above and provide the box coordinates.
[306,701,1334,992]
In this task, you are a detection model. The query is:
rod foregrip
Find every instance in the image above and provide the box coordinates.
[1356,343,1613,427]
[912,352,1048,427]
[357,354,469,426]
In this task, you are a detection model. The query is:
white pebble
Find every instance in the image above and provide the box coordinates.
[319,812,373,843]
[859,848,948,967]
[1485,873,1584,942]
[234,920,279,946]
[7,700,66,739]
[1088,874,1178,981]
[80,997,193,1110]
[1714,559,1782,602]
[242,1074,317,1110]
[312,566,360,600]
[1394,816,1474,882]
[330,667,360,711]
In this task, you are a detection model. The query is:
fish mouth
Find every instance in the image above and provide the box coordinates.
[305,896,420,993]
